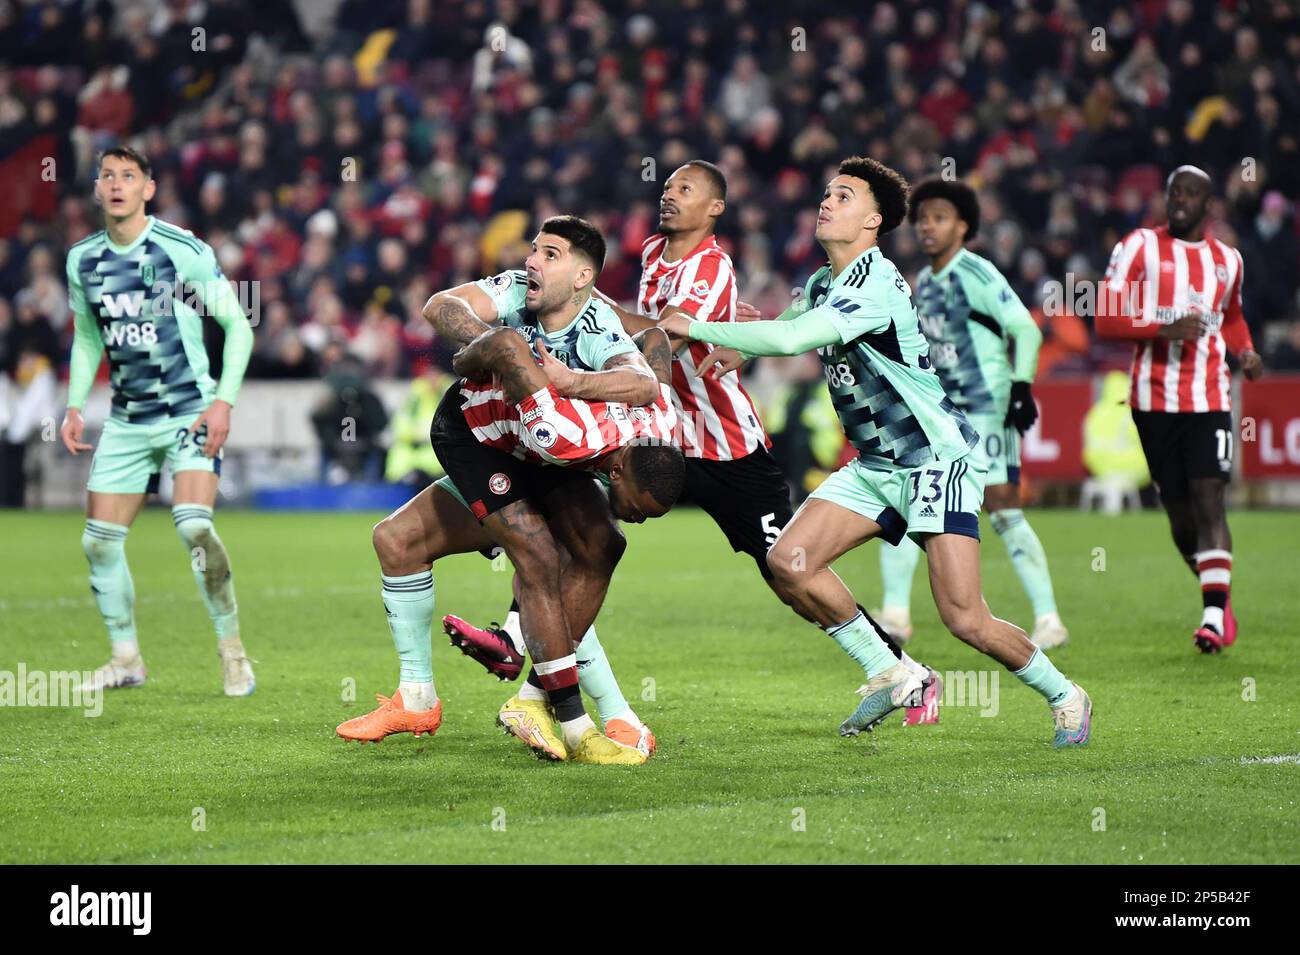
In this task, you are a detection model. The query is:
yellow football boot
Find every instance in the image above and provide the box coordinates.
[569,728,649,765]
[497,695,567,761]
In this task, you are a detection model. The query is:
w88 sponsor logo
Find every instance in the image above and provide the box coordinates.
[823,361,856,388]
[102,321,159,347]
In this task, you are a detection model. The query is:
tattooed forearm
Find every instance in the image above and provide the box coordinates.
[635,327,673,386]
[451,326,544,402]
[423,293,493,346]
[495,343,540,404]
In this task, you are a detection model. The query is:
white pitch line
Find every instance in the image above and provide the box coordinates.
[1239,754,1300,765]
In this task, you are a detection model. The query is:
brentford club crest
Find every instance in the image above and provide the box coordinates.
[488,473,511,495]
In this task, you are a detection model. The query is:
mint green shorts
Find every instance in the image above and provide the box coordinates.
[808,454,986,543]
[433,475,468,509]
[966,410,1020,487]
[87,415,220,494]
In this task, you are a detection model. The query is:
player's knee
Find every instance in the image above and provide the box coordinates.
[766,542,809,589]
[1189,481,1226,522]
[989,508,1023,536]
[172,507,216,549]
[371,516,413,568]
[984,485,1017,513]
[584,522,627,573]
[81,527,125,565]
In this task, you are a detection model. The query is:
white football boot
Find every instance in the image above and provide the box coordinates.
[88,654,147,690]
[1031,613,1070,650]
[218,636,256,697]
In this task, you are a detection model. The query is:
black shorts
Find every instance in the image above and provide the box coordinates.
[429,384,593,522]
[683,448,794,578]
[1132,410,1234,501]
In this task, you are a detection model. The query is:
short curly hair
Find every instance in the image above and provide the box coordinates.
[837,156,910,235]
[907,177,981,241]
[628,442,686,510]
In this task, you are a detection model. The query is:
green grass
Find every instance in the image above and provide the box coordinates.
[1,508,1297,864]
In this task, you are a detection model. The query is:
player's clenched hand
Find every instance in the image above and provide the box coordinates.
[190,400,231,458]
[60,408,93,455]
[696,347,747,379]
[1005,381,1039,434]
[534,340,576,393]
[1239,349,1264,381]
[735,300,763,322]
[1159,310,1207,340]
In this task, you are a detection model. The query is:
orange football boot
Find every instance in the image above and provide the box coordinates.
[336,690,443,742]
[604,717,656,757]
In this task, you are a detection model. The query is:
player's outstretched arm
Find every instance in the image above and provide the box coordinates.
[423,285,500,346]
[593,288,657,337]
[597,287,764,339]
[662,308,840,358]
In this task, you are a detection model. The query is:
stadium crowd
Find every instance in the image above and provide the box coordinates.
[2,0,1300,482]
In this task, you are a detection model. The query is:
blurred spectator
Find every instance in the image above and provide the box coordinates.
[0,347,57,507]
[1237,192,1299,338]
[1266,320,1300,372]
[311,352,389,484]
[384,367,454,489]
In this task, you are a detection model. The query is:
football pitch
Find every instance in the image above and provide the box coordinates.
[2,508,1296,865]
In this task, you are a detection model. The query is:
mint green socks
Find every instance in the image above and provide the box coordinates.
[172,504,240,638]
[826,611,899,677]
[880,535,921,611]
[1013,647,1073,706]
[380,572,436,688]
[990,509,1058,618]
[82,519,137,654]
[575,626,633,722]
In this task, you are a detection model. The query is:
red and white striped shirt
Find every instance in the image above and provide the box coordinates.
[1098,226,1254,413]
[460,381,678,468]
[638,233,769,459]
